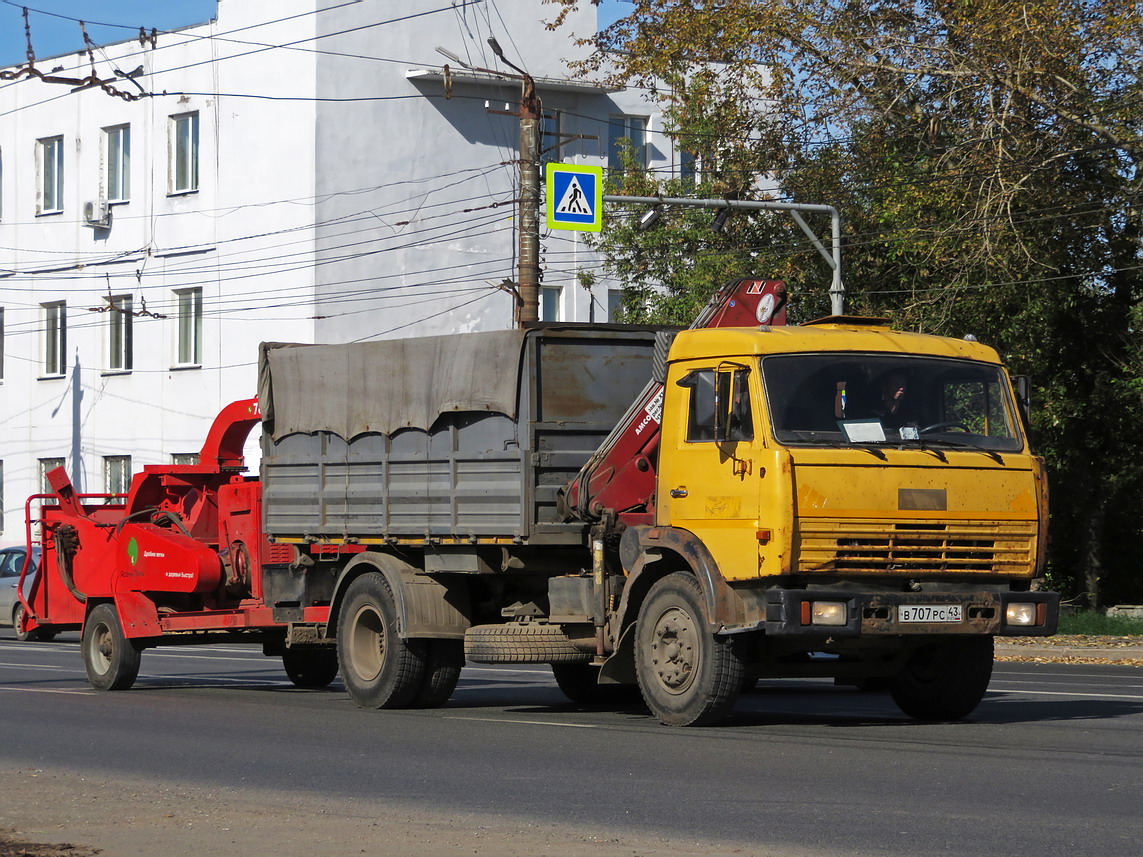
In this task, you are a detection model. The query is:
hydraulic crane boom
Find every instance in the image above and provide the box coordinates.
[558,278,787,530]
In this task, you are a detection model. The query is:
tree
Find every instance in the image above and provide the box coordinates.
[552,0,1143,605]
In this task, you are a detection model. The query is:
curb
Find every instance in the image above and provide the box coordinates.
[996,642,1143,665]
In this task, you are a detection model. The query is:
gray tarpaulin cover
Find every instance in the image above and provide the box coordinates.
[259,331,527,440]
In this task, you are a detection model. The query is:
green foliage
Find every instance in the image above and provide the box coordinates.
[1058,610,1143,637]
[555,0,1143,605]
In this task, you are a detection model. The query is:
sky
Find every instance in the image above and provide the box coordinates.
[0,0,630,69]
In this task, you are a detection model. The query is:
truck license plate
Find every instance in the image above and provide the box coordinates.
[899,604,963,623]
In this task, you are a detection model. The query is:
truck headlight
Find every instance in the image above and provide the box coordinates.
[811,601,847,626]
[1006,602,1038,626]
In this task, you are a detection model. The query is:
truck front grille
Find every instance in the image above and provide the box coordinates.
[795,518,1036,575]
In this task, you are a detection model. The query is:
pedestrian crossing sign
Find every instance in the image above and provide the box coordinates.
[546,163,603,232]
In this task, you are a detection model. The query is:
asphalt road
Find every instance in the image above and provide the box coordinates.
[2,630,1142,857]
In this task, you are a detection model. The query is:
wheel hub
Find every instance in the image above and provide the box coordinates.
[349,605,386,682]
[649,607,698,694]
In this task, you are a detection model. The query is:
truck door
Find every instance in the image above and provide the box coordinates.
[659,362,764,581]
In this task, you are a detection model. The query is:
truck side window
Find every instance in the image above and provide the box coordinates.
[679,368,754,443]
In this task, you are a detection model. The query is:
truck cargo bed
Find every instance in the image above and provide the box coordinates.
[259,325,663,544]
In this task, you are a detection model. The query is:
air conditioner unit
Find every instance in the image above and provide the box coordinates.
[83,199,111,228]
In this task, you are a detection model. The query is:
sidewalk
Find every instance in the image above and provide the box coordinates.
[996,635,1143,665]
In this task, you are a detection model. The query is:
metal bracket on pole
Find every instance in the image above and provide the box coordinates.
[602,195,846,315]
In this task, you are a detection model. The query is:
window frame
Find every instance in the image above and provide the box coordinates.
[103,123,131,203]
[175,287,203,366]
[41,301,67,377]
[106,294,133,372]
[37,135,64,214]
[607,114,648,173]
[170,112,200,194]
[103,455,132,498]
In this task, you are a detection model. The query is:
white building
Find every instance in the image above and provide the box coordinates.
[0,0,685,539]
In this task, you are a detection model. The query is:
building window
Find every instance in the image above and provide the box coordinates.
[171,453,199,465]
[171,112,199,193]
[39,458,65,493]
[607,115,647,173]
[680,150,697,186]
[42,301,66,376]
[540,286,562,322]
[0,460,4,533]
[176,287,202,365]
[608,289,624,321]
[38,136,64,213]
[104,455,132,497]
[107,295,133,371]
[541,109,562,164]
[104,124,131,203]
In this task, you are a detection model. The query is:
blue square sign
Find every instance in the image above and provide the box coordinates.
[546,164,603,232]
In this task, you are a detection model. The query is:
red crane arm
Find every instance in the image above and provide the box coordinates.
[558,278,787,528]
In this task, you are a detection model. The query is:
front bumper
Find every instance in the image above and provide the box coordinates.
[763,589,1059,637]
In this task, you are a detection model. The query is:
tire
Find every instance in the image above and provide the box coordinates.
[82,603,142,691]
[551,663,643,706]
[635,572,744,727]
[464,623,592,664]
[12,604,30,642]
[282,647,339,688]
[336,572,426,709]
[889,637,994,721]
[409,639,464,708]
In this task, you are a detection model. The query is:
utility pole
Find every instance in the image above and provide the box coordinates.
[515,74,541,325]
[437,40,543,327]
[486,37,541,327]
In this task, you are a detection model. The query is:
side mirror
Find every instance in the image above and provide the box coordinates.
[1013,375,1031,419]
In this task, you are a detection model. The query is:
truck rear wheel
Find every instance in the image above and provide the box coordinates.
[409,639,464,708]
[635,572,744,726]
[889,637,994,721]
[337,573,426,708]
[282,647,339,688]
[82,603,142,691]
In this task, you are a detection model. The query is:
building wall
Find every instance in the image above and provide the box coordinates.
[0,0,678,539]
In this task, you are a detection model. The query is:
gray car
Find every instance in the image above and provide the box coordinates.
[0,545,51,641]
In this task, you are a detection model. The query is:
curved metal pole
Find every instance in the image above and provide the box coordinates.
[602,195,846,315]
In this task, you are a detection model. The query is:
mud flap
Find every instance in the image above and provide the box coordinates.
[598,622,637,685]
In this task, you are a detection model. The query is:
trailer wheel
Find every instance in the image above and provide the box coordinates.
[889,637,994,721]
[282,647,339,688]
[551,663,642,706]
[82,603,142,691]
[635,572,744,727]
[337,573,426,709]
[409,639,463,708]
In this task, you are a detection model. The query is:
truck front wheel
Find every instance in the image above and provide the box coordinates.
[889,637,994,721]
[635,572,744,726]
[82,603,142,691]
[337,573,426,708]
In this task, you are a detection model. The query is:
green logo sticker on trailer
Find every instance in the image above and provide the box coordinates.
[127,537,139,566]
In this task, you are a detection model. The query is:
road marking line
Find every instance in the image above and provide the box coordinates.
[0,662,72,671]
[444,715,597,729]
[994,678,1143,690]
[991,687,1143,701]
[0,686,95,695]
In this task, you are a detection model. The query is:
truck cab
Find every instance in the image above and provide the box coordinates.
[621,318,1055,724]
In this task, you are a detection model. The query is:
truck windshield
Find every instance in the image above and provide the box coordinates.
[762,353,1024,452]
